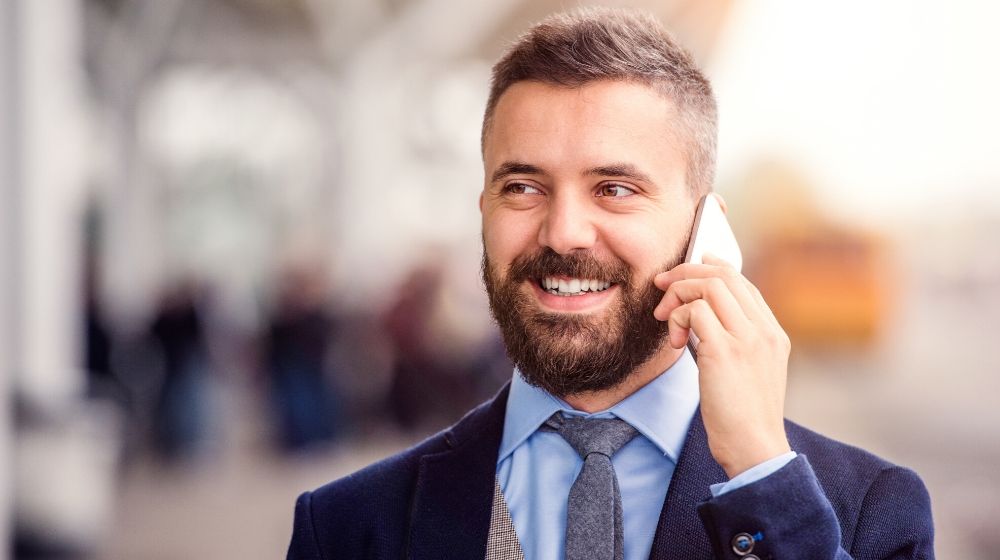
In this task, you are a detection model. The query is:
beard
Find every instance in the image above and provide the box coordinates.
[482,245,685,398]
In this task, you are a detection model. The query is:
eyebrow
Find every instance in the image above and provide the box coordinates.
[489,160,654,185]
[585,163,653,184]
[490,161,543,183]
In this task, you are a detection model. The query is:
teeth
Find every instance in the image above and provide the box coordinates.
[540,277,612,295]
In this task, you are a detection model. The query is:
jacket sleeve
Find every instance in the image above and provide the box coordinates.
[287,491,325,560]
[696,455,934,559]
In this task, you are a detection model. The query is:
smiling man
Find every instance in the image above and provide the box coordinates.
[287,9,934,560]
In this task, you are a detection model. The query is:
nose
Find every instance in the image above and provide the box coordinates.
[537,192,598,255]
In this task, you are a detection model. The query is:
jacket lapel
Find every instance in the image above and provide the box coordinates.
[408,384,509,560]
[648,408,727,560]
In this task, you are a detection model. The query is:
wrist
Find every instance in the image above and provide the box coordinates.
[719,441,792,479]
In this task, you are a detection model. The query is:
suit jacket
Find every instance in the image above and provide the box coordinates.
[287,384,933,559]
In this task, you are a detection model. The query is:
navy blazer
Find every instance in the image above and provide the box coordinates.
[287,384,933,559]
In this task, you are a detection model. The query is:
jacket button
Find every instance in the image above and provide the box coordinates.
[743,556,760,560]
[731,532,754,555]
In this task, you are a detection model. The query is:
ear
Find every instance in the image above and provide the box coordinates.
[712,193,729,214]
[478,191,485,213]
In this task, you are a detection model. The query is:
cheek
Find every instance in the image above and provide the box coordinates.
[602,216,690,271]
[483,210,540,264]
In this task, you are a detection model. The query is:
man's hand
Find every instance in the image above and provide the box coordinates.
[653,254,792,478]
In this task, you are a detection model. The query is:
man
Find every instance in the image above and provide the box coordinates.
[287,8,933,560]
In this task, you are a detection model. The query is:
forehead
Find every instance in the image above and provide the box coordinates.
[484,80,685,175]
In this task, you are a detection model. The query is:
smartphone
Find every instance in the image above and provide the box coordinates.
[683,194,742,350]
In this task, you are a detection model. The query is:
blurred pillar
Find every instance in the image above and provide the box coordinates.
[1,0,20,555]
[18,0,88,406]
[332,0,526,299]
[95,0,185,327]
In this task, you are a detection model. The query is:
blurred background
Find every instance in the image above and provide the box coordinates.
[2,0,999,558]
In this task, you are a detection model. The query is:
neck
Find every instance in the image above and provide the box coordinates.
[562,344,685,413]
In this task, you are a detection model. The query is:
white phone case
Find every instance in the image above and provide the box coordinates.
[683,195,742,350]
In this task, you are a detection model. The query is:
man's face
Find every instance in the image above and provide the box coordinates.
[480,80,698,397]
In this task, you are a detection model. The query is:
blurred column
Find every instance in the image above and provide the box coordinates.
[18,0,89,405]
[1,0,21,555]
[96,0,184,328]
[332,0,525,298]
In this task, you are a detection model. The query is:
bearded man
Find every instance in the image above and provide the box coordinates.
[287,8,933,560]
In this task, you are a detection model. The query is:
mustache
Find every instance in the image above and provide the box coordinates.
[506,247,631,284]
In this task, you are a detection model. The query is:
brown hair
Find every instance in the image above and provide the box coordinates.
[482,7,717,194]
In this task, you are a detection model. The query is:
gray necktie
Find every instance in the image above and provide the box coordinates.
[542,414,639,560]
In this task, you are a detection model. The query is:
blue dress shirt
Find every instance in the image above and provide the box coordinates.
[496,348,796,560]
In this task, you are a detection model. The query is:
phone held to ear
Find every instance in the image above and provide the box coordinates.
[683,194,743,351]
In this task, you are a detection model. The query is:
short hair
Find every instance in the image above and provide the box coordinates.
[482,7,718,195]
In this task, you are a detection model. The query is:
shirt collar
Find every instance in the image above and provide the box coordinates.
[498,347,700,464]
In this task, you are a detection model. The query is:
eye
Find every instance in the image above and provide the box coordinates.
[597,183,636,198]
[504,182,542,195]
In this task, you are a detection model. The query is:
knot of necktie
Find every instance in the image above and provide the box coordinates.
[542,414,639,459]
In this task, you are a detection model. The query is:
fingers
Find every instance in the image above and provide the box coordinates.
[653,253,787,352]
[654,254,762,321]
[666,299,732,350]
[654,277,750,334]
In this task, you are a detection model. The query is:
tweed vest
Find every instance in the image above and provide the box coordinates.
[485,480,525,560]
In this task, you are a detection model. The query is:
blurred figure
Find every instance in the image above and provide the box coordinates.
[382,260,480,431]
[265,265,340,452]
[148,280,213,460]
[83,271,120,404]
[82,207,130,409]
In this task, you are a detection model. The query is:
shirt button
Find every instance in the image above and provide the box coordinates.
[731,532,755,555]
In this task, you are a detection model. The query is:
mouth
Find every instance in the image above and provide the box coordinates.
[537,276,615,296]
[529,275,619,313]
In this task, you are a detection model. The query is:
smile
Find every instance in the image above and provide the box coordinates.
[529,276,619,313]
[538,276,614,296]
